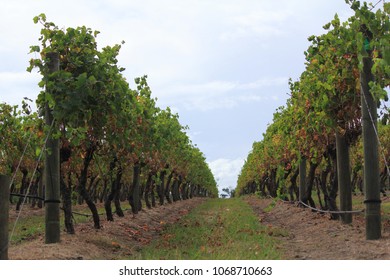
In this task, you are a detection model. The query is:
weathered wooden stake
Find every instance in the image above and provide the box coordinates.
[299,155,306,203]
[361,55,381,240]
[336,131,352,224]
[0,175,10,260]
[37,168,44,208]
[45,52,61,244]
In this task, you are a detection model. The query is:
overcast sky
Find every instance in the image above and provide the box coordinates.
[0,0,357,194]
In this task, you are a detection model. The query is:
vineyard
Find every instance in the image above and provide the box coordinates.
[237,0,390,239]
[0,13,217,259]
[1,0,390,261]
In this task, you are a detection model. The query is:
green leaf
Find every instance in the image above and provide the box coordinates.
[88,75,97,85]
[35,147,42,158]
[76,72,88,87]
[29,45,40,53]
[323,94,329,104]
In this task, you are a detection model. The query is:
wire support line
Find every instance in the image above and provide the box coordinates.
[8,127,35,192]
[297,200,365,214]
[64,207,132,217]
[8,118,55,248]
[9,193,44,201]
[370,0,385,10]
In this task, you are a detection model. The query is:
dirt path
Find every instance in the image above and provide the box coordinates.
[245,196,390,260]
[9,198,206,260]
[8,196,390,260]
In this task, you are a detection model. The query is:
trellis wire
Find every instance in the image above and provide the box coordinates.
[278,198,365,214]
[297,200,364,214]
[8,128,34,192]
[8,118,55,246]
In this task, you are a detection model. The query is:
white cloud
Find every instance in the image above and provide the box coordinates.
[238,77,287,90]
[186,130,203,144]
[168,81,238,95]
[208,158,245,192]
[160,77,287,96]
[156,77,288,111]
[0,71,39,83]
[184,95,237,111]
[0,71,40,106]
[220,9,292,41]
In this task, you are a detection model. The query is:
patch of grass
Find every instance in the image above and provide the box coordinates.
[382,200,390,220]
[8,205,105,244]
[263,200,276,213]
[136,198,281,260]
[265,226,290,238]
[9,215,44,244]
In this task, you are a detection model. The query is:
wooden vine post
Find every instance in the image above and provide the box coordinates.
[38,168,44,209]
[45,52,61,244]
[299,155,306,204]
[0,175,10,260]
[336,131,352,224]
[360,51,381,240]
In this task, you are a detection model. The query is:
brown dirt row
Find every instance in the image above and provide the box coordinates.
[8,198,207,260]
[245,196,390,260]
[8,196,390,260]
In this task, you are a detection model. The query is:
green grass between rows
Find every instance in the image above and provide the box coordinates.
[9,206,95,244]
[8,196,389,257]
[382,200,390,220]
[136,198,281,260]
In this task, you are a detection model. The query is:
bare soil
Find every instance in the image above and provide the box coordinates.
[7,196,390,260]
[245,196,390,260]
[8,198,206,260]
